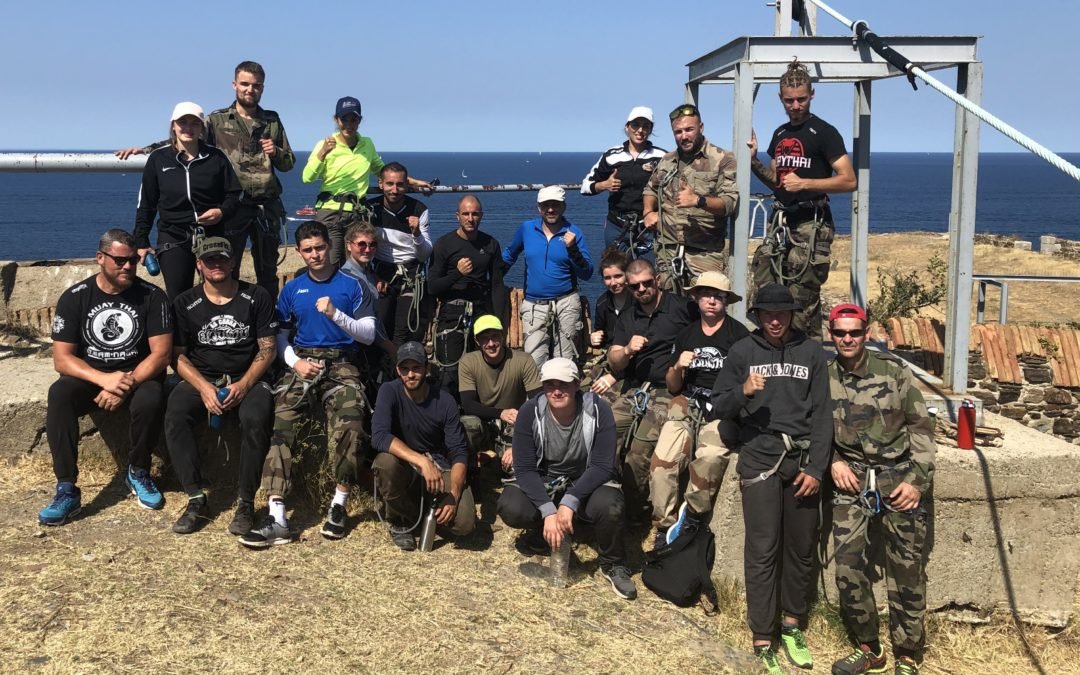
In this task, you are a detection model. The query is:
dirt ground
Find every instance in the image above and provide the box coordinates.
[821,232,1080,325]
[2,453,1076,675]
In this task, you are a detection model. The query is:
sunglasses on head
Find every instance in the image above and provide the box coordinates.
[631,278,656,290]
[99,250,140,267]
[669,104,700,120]
[830,328,866,339]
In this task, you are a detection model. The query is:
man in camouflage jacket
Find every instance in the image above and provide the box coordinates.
[827,303,935,675]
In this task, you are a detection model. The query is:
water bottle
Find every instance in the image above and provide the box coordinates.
[418,499,438,552]
[550,536,571,588]
[208,387,230,430]
[143,251,160,276]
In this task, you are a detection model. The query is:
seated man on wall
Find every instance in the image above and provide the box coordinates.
[457,315,542,477]
[497,358,637,601]
[39,228,172,525]
[372,342,476,551]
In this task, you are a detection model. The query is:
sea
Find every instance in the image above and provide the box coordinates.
[1,151,1078,300]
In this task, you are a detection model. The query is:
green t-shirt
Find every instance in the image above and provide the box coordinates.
[458,349,542,410]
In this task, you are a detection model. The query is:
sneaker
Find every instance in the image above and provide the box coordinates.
[125,467,164,510]
[600,564,638,600]
[390,527,416,551]
[666,502,701,544]
[832,644,887,675]
[517,528,551,556]
[894,657,919,675]
[755,645,784,675]
[780,623,814,669]
[239,516,293,548]
[320,503,347,540]
[227,501,255,536]
[172,496,210,534]
[38,484,82,526]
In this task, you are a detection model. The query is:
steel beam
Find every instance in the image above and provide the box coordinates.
[943,62,983,392]
[775,0,793,37]
[0,152,147,172]
[730,60,755,324]
[850,80,871,307]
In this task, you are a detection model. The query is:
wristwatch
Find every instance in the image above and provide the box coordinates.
[696,195,707,209]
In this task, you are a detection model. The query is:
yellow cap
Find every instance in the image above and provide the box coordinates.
[472,315,504,336]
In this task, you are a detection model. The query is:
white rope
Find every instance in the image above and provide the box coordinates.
[804,0,1080,183]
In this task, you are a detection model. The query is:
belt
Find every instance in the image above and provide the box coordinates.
[296,347,355,363]
[774,197,830,213]
[525,290,578,304]
[315,191,364,212]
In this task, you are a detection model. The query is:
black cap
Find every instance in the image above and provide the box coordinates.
[396,341,427,366]
[750,283,803,312]
[335,96,361,119]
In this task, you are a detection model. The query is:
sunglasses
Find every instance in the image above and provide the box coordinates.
[631,278,656,290]
[627,120,652,130]
[830,328,866,339]
[669,104,700,120]
[350,241,377,250]
[99,250,140,267]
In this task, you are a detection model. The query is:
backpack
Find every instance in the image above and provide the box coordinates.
[642,521,719,613]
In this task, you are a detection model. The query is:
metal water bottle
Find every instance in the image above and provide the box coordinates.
[957,399,976,450]
[208,387,230,430]
[550,537,570,588]
[143,251,160,276]
[419,500,438,552]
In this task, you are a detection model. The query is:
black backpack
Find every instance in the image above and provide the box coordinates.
[642,521,719,613]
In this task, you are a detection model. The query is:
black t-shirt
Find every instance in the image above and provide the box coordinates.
[767,114,848,206]
[611,291,698,391]
[173,281,277,378]
[52,276,172,372]
[428,230,503,303]
[594,290,630,348]
[673,317,750,392]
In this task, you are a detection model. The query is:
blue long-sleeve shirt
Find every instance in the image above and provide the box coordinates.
[502,217,593,301]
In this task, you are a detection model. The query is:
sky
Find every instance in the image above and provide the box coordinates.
[1,1,1075,154]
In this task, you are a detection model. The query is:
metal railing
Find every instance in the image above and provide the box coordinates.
[974,274,1080,324]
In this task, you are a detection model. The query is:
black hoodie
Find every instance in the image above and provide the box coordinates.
[134,141,242,248]
[710,329,832,480]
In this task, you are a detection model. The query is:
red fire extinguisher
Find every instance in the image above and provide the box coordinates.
[957,399,976,450]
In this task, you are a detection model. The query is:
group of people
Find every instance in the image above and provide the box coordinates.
[33,58,933,674]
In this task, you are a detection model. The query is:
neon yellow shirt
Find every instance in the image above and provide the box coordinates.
[302,133,385,197]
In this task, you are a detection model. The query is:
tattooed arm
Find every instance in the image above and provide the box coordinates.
[747,130,778,190]
[218,336,276,410]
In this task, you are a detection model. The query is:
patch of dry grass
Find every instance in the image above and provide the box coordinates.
[1,455,1075,674]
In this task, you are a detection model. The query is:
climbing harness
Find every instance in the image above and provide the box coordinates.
[611,213,652,260]
[621,383,653,453]
[432,299,474,368]
[762,198,829,284]
[738,431,811,488]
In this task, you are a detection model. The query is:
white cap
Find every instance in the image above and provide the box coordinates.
[536,185,566,203]
[626,106,654,123]
[540,357,579,383]
[170,102,205,122]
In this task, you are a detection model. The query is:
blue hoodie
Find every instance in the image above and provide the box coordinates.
[502,217,593,301]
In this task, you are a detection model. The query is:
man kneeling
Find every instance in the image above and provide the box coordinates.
[497,358,637,600]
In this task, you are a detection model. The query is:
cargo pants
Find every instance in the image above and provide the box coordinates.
[833,463,929,657]
[611,386,672,519]
[655,245,727,293]
[260,357,368,497]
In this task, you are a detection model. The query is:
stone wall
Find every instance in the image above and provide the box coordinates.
[965,351,1080,443]
[1040,234,1080,262]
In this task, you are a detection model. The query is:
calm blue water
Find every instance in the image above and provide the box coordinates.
[2,151,1078,299]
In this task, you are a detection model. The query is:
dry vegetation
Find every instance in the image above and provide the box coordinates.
[2,451,1077,675]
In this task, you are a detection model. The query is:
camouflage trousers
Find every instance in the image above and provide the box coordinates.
[656,244,728,294]
[460,415,512,460]
[648,395,734,528]
[260,360,369,497]
[611,386,672,518]
[751,210,834,339]
[833,465,929,655]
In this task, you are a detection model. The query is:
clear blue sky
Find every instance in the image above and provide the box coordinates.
[1,1,1073,153]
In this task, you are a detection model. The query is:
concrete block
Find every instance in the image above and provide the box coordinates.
[1012,240,1032,251]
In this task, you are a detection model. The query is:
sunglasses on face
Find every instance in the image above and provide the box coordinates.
[350,240,377,250]
[830,328,866,339]
[99,250,140,267]
[631,278,656,290]
[628,120,652,130]
[669,104,700,120]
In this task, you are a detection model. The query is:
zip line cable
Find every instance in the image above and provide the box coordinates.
[805,0,1080,183]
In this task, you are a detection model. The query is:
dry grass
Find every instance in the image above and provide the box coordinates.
[820,232,1080,325]
[2,453,1076,674]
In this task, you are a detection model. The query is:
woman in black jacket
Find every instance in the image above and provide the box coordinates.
[134,102,242,298]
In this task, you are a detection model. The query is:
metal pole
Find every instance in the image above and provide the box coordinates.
[730,60,756,324]
[850,80,871,307]
[944,62,982,393]
[0,152,148,172]
[775,0,793,37]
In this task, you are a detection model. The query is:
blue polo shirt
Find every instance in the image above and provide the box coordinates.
[276,269,366,350]
[502,217,593,301]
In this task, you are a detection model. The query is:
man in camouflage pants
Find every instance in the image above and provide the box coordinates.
[828,304,935,675]
[240,222,376,548]
[116,60,295,299]
[642,103,738,294]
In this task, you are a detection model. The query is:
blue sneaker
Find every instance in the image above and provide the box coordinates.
[39,483,82,525]
[126,467,164,510]
[667,502,690,545]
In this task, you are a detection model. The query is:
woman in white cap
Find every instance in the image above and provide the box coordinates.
[134,102,242,299]
[580,106,667,256]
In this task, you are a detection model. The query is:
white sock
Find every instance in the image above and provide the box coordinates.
[332,488,349,508]
[269,498,287,527]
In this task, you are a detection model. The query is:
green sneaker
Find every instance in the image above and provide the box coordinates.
[894,657,919,675]
[832,643,887,674]
[780,624,813,669]
[754,645,784,675]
